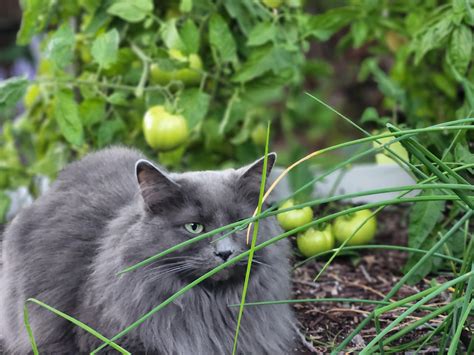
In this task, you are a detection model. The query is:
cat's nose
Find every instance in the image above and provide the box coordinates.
[214,250,233,261]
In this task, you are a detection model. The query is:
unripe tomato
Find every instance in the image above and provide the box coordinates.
[168,48,188,62]
[23,84,41,108]
[297,225,335,257]
[277,199,313,231]
[150,63,173,85]
[262,0,283,8]
[373,130,409,165]
[332,209,377,246]
[150,53,202,85]
[143,106,189,151]
[251,123,267,146]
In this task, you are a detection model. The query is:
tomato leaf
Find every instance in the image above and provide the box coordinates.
[306,7,358,41]
[162,19,185,51]
[247,22,276,47]
[0,76,28,111]
[107,0,153,23]
[53,90,84,146]
[45,24,75,69]
[91,28,120,69]
[447,25,472,76]
[413,16,453,64]
[79,99,106,127]
[16,0,51,45]
[179,89,210,129]
[209,13,237,63]
[179,0,192,12]
[180,19,200,54]
[97,116,126,148]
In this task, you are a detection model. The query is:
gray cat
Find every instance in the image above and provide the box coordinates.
[0,147,295,354]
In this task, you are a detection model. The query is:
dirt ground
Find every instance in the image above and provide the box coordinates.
[291,206,462,354]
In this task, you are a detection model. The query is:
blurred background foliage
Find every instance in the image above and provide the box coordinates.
[0,0,473,221]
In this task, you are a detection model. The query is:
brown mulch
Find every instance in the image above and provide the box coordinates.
[291,206,453,354]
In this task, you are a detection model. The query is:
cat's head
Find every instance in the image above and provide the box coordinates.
[127,154,281,282]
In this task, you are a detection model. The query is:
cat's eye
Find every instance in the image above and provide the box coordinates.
[184,223,204,234]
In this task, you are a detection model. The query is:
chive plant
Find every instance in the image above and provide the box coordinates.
[22,117,473,353]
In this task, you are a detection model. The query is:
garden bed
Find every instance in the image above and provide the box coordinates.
[291,206,458,353]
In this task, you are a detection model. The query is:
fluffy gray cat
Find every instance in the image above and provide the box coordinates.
[0,147,295,354]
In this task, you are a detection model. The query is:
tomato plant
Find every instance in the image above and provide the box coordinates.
[0,0,318,198]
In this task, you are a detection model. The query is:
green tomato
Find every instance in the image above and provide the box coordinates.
[150,63,173,85]
[23,84,41,108]
[297,226,335,257]
[251,123,268,146]
[373,130,409,165]
[150,53,202,85]
[262,0,283,8]
[143,106,189,151]
[168,48,188,62]
[277,199,313,231]
[332,209,377,246]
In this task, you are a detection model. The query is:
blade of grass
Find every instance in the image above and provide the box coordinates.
[382,297,463,347]
[25,298,130,354]
[448,300,474,354]
[293,245,463,269]
[448,262,474,354]
[23,304,39,355]
[232,122,271,355]
[387,124,474,209]
[227,297,437,311]
[361,272,473,354]
[333,210,473,353]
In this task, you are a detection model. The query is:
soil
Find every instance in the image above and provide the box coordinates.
[291,205,460,354]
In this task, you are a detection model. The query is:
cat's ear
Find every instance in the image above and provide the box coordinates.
[135,160,181,212]
[237,153,277,197]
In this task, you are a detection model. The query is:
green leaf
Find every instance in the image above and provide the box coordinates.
[351,21,368,48]
[91,28,120,69]
[180,0,192,12]
[180,19,200,54]
[179,89,210,129]
[28,145,67,178]
[247,22,276,47]
[413,16,453,64]
[447,25,472,76]
[97,116,126,147]
[79,0,100,13]
[17,0,51,45]
[209,13,237,63]
[222,0,253,35]
[161,19,185,51]
[454,142,474,164]
[233,46,293,83]
[79,99,106,127]
[53,90,84,146]
[107,0,153,23]
[0,76,28,110]
[306,7,358,41]
[45,24,75,69]
[0,192,10,223]
[404,190,445,283]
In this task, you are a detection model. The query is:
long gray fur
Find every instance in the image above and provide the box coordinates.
[0,147,294,354]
